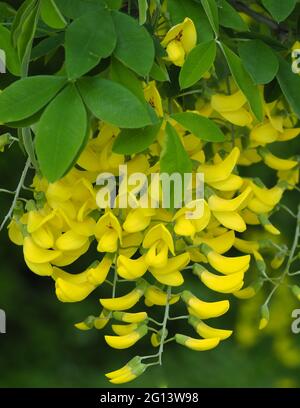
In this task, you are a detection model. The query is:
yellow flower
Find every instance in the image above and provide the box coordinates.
[143,223,175,268]
[95,211,122,252]
[211,91,253,127]
[144,81,163,117]
[105,356,147,384]
[161,18,197,66]
[173,200,211,238]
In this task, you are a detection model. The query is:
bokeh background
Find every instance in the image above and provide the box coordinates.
[1,0,300,389]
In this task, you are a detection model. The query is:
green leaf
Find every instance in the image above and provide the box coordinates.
[112,11,154,76]
[168,0,213,42]
[0,76,66,123]
[220,43,263,122]
[150,62,170,82]
[261,0,297,22]
[171,112,225,142]
[238,40,278,85]
[11,0,39,66]
[79,77,153,128]
[0,23,20,76]
[218,0,248,32]
[276,57,300,119]
[201,0,219,36]
[0,2,16,21]
[179,40,216,89]
[105,0,123,9]
[36,84,87,182]
[65,8,116,79]
[160,122,192,175]
[40,0,66,29]
[113,121,162,154]
[138,0,148,25]
[31,32,64,61]
[55,0,105,18]
[110,58,145,103]
[231,31,286,51]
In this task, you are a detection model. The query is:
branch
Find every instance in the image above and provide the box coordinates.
[228,0,288,34]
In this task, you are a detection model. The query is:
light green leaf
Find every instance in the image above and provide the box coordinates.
[78,77,153,128]
[201,0,219,36]
[238,40,279,85]
[11,0,39,67]
[160,122,192,176]
[0,76,66,123]
[105,0,123,9]
[138,0,148,25]
[277,56,300,119]
[179,40,216,89]
[218,0,248,31]
[0,23,20,76]
[65,7,116,80]
[168,0,213,42]
[171,112,225,142]
[112,11,155,76]
[40,0,66,29]
[220,43,263,122]
[113,121,162,154]
[261,0,297,22]
[36,84,88,182]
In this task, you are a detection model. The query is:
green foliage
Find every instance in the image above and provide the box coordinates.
[261,0,297,23]
[0,76,66,123]
[111,11,154,76]
[36,84,87,182]
[171,112,225,142]
[201,0,219,36]
[65,7,116,79]
[220,43,264,122]
[113,121,163,154]
[160,122,193,175]
[179,40,216,89]
[78,77,153,128]
[277,57,300,119]
[218,0,248,32]
[238,40,279,85]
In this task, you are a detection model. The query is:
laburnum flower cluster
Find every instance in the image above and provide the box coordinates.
[6,17,300,384]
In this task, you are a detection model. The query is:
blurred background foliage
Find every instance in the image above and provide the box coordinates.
[0,0,300,388]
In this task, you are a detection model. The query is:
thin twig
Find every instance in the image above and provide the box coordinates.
[0,158,31,232]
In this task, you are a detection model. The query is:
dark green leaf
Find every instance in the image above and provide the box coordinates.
[218,0,248,31]
[168,0,213,42]
[138,0,148,25]
[112,11,154,76]
[113,121,162,154]
[0,76,66,123]
[261,0,297,22]
[65,8,116,79]
[36,84,87,182]
[55,0,105,19]
[276,56,300,119]
[220,43,263,122]
[179,40,216,89]
[40,0,66,29]
[0,2,16,21]
[31,33,64,61]
[238,40,279,85]
[201,0,219,35]
[171,112,225,142]
[79,77,153,128]
[160,122,192,175]
[0,23,20,76]
[150,62,170,82]
[231,31,286,51]
[110,58,145,103]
